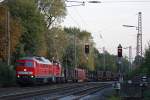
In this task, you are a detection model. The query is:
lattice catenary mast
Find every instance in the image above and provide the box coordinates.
[136,12,142,57]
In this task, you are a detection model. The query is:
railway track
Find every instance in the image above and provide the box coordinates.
[73,84,111,100]
[48,82,111,100]
[0,82,112,100]
[0,83,88,100]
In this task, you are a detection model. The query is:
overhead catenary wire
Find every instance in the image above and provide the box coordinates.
[72,7,88,30]
[65,0,85,7]
[66,0,150,3]
[68,13,82,29]
[100,0,150,3]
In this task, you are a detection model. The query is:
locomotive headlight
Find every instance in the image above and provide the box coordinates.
[24,69,27,71]
[17,75,20,78]
[31,75,34,78]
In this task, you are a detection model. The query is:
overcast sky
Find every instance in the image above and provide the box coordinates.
[62,0,150,59]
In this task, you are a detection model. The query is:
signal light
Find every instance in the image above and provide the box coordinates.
[85,44,89,54]
[118,48,122,57]
[118,44,122,57]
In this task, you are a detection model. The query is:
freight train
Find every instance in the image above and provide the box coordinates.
[16,56,118,85]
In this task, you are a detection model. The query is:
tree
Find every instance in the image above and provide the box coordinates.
[46,27,68,61]
[127,42,150,78]
[0,6,22,63]
[0,7,9,62]
[64,27,92,40]
[37,0,66,29]
[7,0,47,57]
[141,43,150,74]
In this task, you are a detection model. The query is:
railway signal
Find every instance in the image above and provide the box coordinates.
[85,44,89,54]
[118,44,122,57]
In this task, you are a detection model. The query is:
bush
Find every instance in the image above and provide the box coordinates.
[144,89,150,100]
[0,62,16,87]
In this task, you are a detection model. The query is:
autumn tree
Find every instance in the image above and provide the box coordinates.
[0,6,22,63]
[0,7,8,62]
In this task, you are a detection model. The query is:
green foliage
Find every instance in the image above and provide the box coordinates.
[64,27,80,36]
[64,27,92,40]
[1,0,67,65]
[0,62,16,87]
[62,44,75,68]
[94,48,130,73]
[46,27,68,60]
[94,49,117,72]
[94,48,103,70]
[7,0,47,56]
[128,42,150,78]
[141,44,150,75]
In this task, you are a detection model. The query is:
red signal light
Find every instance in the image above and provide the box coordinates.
[118,44,122,57]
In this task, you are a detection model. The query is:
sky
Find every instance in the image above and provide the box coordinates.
[62,0,150,59]
[0,0,3,2]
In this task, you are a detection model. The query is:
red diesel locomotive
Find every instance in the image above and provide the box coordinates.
[16,57,62,84]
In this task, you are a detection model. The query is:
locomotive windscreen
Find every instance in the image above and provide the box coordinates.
[16,61,33,67]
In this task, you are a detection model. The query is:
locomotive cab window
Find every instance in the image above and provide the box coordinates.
[26,62,33,67]
[16,62,33,67]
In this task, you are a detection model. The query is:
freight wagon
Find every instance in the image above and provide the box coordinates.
[96,70,118,81]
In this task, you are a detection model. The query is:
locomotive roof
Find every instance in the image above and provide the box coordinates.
[19,57,52,64]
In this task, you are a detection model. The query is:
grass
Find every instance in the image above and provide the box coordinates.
[108,95,121,100]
